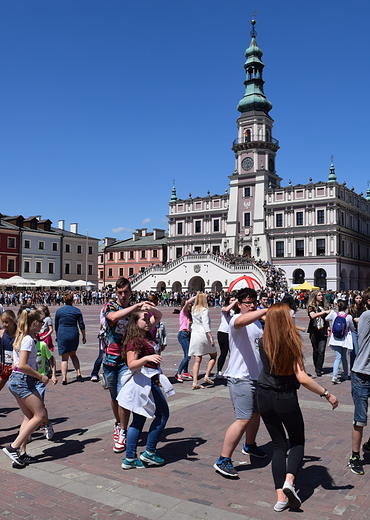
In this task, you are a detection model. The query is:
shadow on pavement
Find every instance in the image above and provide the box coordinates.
[296,455,354,504]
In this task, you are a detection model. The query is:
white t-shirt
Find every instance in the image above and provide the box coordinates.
[218,309,234,334]
[326,311,354,349]
[13,335,37,370]
[223,314,263,380]
[40,316,52,334]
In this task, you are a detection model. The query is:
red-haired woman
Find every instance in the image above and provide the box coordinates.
[257,303,338,512]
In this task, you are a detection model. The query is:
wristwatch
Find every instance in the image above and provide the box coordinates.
[320,389,329,397]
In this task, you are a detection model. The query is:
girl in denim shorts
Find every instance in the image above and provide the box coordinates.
[2,308,49,468]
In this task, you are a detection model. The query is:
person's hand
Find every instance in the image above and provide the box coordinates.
[52,376,58,385]
[327,393,338,409]
[140,302,155,311]
[40,374,49,386]
[82,337,86,344]
[146,354,162,364]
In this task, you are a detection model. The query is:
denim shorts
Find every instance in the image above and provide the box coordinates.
[8,371,38,399]
[103,363,129,401]
[227,377,258,420]
[351,371,370,426]
[35,380,46,402]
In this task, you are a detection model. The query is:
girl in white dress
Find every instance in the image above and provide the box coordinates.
[189,293,216,389]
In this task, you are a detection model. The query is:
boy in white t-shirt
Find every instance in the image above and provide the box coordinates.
[214,288,268,479]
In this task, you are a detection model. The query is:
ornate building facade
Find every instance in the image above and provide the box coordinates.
[165,20,370,291]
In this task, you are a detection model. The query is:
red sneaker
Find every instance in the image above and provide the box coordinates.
[113,422,121,443]
[113,429,126,453]
[175,374,183,383]
[182,373,193,380]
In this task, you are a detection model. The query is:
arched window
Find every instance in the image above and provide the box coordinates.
[293,269,305,285]
[314,268,327,290]
[243,245,252,257]
[244,129,251,142]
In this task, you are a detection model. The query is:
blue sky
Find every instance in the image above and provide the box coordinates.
[1,1,370,241]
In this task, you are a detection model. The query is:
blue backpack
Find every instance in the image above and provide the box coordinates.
[332,313,347,340]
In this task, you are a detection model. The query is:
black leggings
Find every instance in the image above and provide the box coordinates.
[309,331,327,373]
[257,388,305,489]
[217,331,229,372]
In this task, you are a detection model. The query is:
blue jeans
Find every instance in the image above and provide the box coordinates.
[125,382,169,458]
[331,345,348,379]
[350,330,359,369]
[177,331,191,374]
[91,344,104,377]
[351,371,370,426]
[103,363,128,401]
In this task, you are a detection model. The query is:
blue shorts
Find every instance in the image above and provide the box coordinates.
[8,371,38,399]
[103,363,129,401]
[35,380,46,402]
[227,377,258,420]
[351,371,370,426]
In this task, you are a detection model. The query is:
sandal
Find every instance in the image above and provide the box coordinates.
[192,383,205,390]
[204,376,214,385]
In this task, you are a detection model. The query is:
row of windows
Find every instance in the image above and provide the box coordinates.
[102,266,139,279]
[106,249,159,261]
[175,245,220,258]
[275,239,326,258]
[21,240,94,254]
[24,240,58,251]
[24,261,55,274]
[65,263,93,275]
[65,244,94,254]
[177,219,220,235]
[276,210,325,227]
[22,261,94,275]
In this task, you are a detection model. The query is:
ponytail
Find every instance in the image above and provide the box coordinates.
[14,309,42,351]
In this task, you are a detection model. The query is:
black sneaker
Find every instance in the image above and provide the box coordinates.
[348,455,364,475]
[19,453,38,464]
[362,441,370,454]
[2,445,26,467]
[241,442,268,458]
[213,457,239,478]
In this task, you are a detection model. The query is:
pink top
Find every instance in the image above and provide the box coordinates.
[179,309,191,332]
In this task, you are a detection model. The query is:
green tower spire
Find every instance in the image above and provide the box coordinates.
[327,157,337,182]
[237,19,272,114]
[170,183,177,202]
[366,182,370,201]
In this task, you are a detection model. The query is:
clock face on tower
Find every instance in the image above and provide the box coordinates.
[241,157,254,171]
[268,158,275,172]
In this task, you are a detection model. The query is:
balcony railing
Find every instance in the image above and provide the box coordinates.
[232,136,279,147]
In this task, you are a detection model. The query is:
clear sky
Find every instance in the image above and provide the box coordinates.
[1,0,370,242]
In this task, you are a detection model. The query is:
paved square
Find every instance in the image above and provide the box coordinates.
[0,304,368,519]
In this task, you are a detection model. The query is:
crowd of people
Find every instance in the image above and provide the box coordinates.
[2,280,370,511]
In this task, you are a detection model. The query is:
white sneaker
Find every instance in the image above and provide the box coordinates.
[282,481,301,509]
[113,422,121,442]
[273,500,289,512]
[113,429,126,453]
[44,423,54,440]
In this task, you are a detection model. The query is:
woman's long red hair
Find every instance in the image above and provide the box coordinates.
[263,303,304,376]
